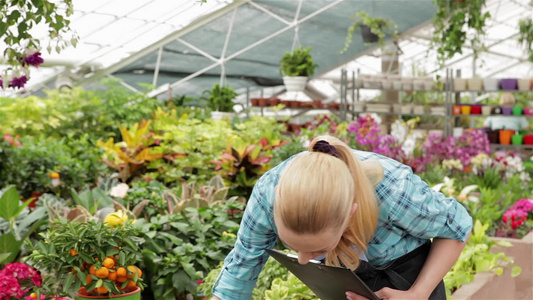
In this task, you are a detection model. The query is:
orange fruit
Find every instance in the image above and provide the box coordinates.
[96,286,108,294]
[116,267,127,277]
[89,265,97,275]
[116,275,128,283]
[70,249,77,256]
[103,258,115,269]
[86,274,93,285]
[126,280,137,290]
[126,266,139,278]
[29,293,38,299]
[95,267,109,279]
[108,270,117,281]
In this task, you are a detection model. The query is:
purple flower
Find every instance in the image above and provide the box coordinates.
[9,75,27,89]
[24,52,44,67]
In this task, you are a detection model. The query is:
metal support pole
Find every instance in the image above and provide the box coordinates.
[220,8,238,87]
[152,46,163,86]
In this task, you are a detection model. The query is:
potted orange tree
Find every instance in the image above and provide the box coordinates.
[26,217,145,299]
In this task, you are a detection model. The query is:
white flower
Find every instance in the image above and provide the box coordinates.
[391,120,408,143]
[110,183,129,198]
[401,137,416,157]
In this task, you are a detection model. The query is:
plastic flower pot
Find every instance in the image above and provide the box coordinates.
[524,134,533,145]
[258,98,270,107]
[499,129,516,145]
[483,78,499,91]
[491,106,502,115]
[524,107,533,115]
[512,134,524,145]
[501,106,513,115]
[461,105,472,115]
[250,98,260,106]
[518,79,531,91]
[481,106,492,116]
[486,130,500,144]
[471,105,482,115]
[453,78,467,90]
[500,78,518,90]
[75,287,141,300]
[531,78,533,90]
[453,105,462,115]
[360,24,379,43]
[512,106,524,115]
[467,78,483,90]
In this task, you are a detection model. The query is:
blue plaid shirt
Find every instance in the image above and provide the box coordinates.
[212,150,472,300]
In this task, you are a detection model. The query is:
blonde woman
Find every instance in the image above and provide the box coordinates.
[211,136,472,300]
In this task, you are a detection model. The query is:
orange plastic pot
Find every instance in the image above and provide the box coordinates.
[499,130,515,145]
[453,105,462,115]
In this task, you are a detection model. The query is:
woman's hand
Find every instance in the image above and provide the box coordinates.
[346,287,428,300]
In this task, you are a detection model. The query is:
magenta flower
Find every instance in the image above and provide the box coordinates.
[24,52,44,67]
[0,275,24,299]
[9,75,27,89]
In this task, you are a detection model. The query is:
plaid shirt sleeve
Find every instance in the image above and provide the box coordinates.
[212,168,280,300]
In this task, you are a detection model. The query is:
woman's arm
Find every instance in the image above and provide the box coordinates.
[373,238,468,299]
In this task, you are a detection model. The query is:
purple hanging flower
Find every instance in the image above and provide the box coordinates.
[10,76,27,89]
[24,52,44,67]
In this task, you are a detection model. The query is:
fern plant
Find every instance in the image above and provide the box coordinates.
[279,47,318,77]
[340,11,398,53]
[203,83,237,112]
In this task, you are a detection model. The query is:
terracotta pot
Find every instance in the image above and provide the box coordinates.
[250,98,260,106]
[494,229,519,239]
[289,123,303,133]
[300,102,313,108]
[269,98,281,106]
[75,287,141,300]
[453,105,462,115]
[280,100,290,107]
[531,78,533,90]
[499,129,516,145]
[328,102,340,110]
[312,99,323,109]
[258,98,270,107]
[289,100,300,108]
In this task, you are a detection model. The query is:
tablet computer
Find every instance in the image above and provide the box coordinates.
[265,248,380,300]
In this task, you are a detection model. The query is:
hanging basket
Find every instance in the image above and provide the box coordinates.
[360,24,380,43]
[283,76,308,92]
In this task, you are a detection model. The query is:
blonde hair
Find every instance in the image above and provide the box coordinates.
[274,135,382,270]
[499,93,516,106]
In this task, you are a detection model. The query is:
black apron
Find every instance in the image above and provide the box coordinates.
[354,240,446,300]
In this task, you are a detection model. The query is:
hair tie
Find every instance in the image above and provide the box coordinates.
[312,140,340,158]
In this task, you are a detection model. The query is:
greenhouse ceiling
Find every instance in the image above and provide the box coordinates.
[1,0,532,98]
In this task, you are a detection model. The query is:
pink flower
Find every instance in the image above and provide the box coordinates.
[9,75,27,89]
[0,275,23,299]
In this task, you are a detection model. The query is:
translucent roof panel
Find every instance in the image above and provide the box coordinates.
[0,0,231,95]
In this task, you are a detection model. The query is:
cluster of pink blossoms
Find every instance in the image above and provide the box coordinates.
[502,199,533,230]
[0,263,68,300]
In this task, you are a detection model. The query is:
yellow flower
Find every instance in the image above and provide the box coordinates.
[49,172,60,179]
[104,210,129,227]
[222,231,236,238]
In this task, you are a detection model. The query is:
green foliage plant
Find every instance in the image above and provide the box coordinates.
[518,17,533,62]
[0,134,106,199]
[340,11,398,53]
[0,186,47,264]
[97,120,165,183]
[139,199,244,300]
[27,219,146,297]
[264,274,316,300]
[443,220,521,298]
[149,108,238,185]
[203,83,237,112]
[279,46,318,77]
[431,0,491,65]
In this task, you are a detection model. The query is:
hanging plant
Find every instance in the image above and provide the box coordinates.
[518,18,533,62]
[203,83,237,112]
[431,0,491,66]
[340,11,398,54]
[279,47,318,77]
[0,0,78,89]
